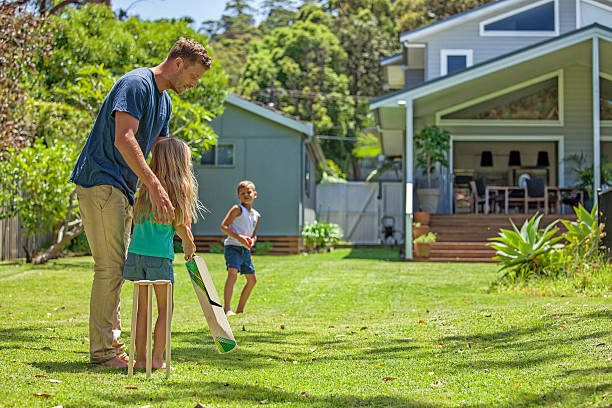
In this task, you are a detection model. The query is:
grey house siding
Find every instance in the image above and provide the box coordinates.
[421,0,580,81]
[192,104,305,237]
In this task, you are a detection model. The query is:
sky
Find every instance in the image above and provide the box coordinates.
[111,0,262,29]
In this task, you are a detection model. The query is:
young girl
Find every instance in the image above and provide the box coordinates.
[123,137,202,370]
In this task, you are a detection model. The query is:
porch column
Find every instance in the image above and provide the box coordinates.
[593,36,601,204]
[402,99,414,260]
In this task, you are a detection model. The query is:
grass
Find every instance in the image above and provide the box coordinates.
[0,248,610,407]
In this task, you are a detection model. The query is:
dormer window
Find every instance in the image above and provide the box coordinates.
[480,0,559,37]
[441,50,473,76]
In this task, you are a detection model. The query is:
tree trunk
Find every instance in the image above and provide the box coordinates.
[32,224,84,265]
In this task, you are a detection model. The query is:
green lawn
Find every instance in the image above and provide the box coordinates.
[0,248,610,407]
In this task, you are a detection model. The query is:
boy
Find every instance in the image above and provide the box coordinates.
[221,180,261,315]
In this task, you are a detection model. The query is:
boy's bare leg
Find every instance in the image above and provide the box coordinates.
[224,268,238,314]
[235,274,257,314]
[151,283,172,370]
[133,289,149,369]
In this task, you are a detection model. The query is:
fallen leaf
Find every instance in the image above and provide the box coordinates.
[279,350,288,354]
[375,361,382,368]
[197,361,206,365]
[515,382,520,387]
[66,318,74,323]
[360,326,367,331]
[300,391,308,397]
[426,309,430,313]
[310,346,317,352]
[467,343,472,348]
[260,400,268,404]
[430,381,443,387]
[57,339,65,343]
[125,386,138,390]
[438,342,444,347]
[33,393,53,397]
[603,392,612,398]
[34,374,46,378]
[382,377,396,381]
[595,342,606,347]
[46,379,62,383]
[177,357,185,362]
[224,383,229,387]
[328,325,335,328]
[485,346,494,350]
[552,314,560,319]
[292,361,297,364]
[41,347,51,351]
[194,403,209,408]
[267,358,273,362]
[51,405,63,408]
[280,325,285,330]
[242,325,246,331]
[273,385,282,389]
[418,320,425,324]
[560,325,568,329]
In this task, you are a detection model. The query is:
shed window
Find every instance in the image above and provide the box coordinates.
[304,155,311,198]
[199,144,234,166]
[441,50,473,76]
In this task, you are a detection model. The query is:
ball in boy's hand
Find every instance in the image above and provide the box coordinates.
[246,237,253,247]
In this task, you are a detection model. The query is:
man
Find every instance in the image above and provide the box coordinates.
[70,38,211,368]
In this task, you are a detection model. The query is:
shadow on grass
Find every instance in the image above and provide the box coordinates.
[90,380,444,408]
[342,248,402,261]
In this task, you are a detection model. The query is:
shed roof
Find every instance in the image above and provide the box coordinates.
[225,93,314,137]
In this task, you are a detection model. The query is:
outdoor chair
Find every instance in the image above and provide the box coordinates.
[470,178,502,214]
[526,177,554,213]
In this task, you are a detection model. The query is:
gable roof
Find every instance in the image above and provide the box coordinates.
[225,93,314,137]
[400,0,529,42]
[372,23,612,109]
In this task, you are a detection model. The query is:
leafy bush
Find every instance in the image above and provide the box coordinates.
[253,241,273,255]
[413,232,436,244]
[210,244,224,254]
[489,214,564,282]
[560,204,603,259]
[66,233,90,255]
[302,221,343,252]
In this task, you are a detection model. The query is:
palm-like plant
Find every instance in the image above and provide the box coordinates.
[489,214,564,281]
[561,204,603,259]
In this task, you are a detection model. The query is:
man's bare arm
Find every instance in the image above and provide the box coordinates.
[114,111,174,224]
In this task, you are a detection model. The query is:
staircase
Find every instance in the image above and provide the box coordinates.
[417,214,577,262]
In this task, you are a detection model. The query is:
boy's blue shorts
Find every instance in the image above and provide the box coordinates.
[123,252,174,283]
[224,245,255,275]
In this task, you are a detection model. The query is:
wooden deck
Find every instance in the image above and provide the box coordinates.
[415,213,577,262]
[191,235,302,255]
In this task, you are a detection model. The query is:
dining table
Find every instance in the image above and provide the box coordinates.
[484,185,528,214]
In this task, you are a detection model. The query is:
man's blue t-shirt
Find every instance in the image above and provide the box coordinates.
[70,67,172,205]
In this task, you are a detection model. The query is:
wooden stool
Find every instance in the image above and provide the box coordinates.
[127,280,172,379]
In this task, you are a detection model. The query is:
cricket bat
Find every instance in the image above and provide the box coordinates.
[185,255,237,354]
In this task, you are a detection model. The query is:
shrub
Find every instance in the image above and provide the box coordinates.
[489,214,564,282]
[210,244,224,254]
[413,232,436,244]
[302,221,343,252]
[253,241,273,255]
[560,204,603,259]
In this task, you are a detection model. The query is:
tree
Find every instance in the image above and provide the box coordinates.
[0,3,53,152]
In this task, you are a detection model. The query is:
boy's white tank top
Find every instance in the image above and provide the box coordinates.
[224,204,260,248]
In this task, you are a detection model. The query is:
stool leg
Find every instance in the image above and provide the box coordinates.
[146,284,153,379]
[165,282,172,378]
[128,283,139,378]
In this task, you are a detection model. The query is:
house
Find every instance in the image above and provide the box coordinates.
[370,0,612,259]
[191,93,323,254]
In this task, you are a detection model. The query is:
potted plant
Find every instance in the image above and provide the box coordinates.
[413,232,436,258]
[412,221,430,238]
[415,125,451,213]
[565,153,612,210]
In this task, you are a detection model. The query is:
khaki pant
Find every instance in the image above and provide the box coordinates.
[76,185,133,363]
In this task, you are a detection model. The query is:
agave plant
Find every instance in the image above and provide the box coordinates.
[561,204,603,259]
[489,214,564,281]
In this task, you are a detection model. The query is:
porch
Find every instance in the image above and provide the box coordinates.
[416,213,577,262]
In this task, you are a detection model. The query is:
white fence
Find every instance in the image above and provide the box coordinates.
[316,182,403,244]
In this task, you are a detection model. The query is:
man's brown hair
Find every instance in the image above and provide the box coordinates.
[168,37,212,69]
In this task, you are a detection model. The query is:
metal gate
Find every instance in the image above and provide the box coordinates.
[316,182,403,244]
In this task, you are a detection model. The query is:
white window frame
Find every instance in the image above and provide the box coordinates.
[480,0,559,37]
[601,72,612,127]
[440,49,473,76]
[199,143,235,167]
[435,69,564,127]
[576,0,612,28]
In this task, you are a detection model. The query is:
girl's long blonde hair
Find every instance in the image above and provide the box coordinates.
[133,138,203,226]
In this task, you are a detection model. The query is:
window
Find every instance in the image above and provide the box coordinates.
[602,77,612,121]
[480,0,558,36]
[441,50,473,76]
[436,71,564,125]
[199,144,234,166]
